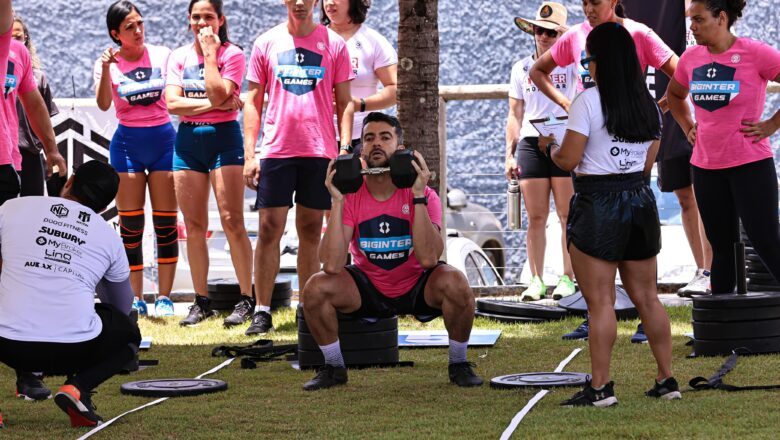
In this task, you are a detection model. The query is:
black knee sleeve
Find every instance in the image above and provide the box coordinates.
[119,210,144,271]
[153,211,179,265]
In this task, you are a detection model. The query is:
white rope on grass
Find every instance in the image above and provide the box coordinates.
[76,357,236,440]
[499,347,583,440]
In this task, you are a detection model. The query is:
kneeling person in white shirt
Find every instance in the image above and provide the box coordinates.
[0,160,139,428]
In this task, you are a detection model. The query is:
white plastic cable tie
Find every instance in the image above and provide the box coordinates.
[77,357,236,440]
[499,348,583,440]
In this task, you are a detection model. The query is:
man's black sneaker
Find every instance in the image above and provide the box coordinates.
[562,319,589,340]
[561,381,618,407]
[54,384,103,428]
[448,362,484,387]
[179,295,215,326]
[223,296,255,327]
[16,372,51,401]
[245,311,274,335]
[303,364,348,391]
[645,377,682,400]
[631,323,648,344]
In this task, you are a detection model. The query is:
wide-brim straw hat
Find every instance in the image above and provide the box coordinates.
[514,2,569,35]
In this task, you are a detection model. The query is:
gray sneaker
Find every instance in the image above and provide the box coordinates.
[245,311,274,335]
[179,295,215,326]
[678,269,710,297]
[223,296,255,327]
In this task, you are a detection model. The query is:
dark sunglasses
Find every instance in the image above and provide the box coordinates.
[580,55,596,70]
[533,26,559,38]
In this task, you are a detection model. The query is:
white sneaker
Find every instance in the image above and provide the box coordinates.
[678,269,710,297]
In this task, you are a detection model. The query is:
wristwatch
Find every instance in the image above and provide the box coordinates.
[339,144,354,154]
[360,98,366,113]
[412,196,428,206]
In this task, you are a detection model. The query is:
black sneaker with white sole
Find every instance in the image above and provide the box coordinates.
[179,295,215,326]
[561,381,618,407]
[245,311,274,335]
[223,296,255,327]
[645,377,682,400]
[16,372,51,401]
[303,364,348,391]
[448,362,484,387]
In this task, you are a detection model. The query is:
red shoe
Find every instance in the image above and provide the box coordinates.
[54,384,103,428]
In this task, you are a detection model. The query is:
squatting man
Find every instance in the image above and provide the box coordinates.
[300,112,483,391]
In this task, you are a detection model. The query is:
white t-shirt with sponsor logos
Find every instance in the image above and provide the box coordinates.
[509,55,578,139]
[0,197,129,343]
[567,88,655,175]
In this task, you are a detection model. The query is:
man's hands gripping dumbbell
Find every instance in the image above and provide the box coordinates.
[328,149,419,195]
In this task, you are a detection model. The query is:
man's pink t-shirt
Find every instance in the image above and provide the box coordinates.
[0,28,12,167]
[342,185,442,298]
[166,43,245,124]
[3,40,37,170]
[550,19,674,90]
[674,38,780,169]
[246,24,354,160]
[93,44,171,128]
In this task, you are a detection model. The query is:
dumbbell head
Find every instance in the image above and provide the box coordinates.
[389,149,418,189]
[332,154,364,194]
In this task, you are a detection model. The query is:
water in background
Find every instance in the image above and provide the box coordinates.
[17,0,779,282]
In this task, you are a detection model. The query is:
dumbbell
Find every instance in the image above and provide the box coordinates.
[332,149,418,194]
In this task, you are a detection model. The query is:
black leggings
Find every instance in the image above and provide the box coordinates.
[0,304,141,392]
[692,158,780,293]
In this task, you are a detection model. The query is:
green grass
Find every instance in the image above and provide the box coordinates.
[2,306,780,439]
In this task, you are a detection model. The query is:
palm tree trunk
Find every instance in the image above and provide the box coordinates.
[397,0,440,194]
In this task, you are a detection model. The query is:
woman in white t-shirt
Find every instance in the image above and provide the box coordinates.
[507,2,578,302]
[321,0,397,154]
[540,23,678,407]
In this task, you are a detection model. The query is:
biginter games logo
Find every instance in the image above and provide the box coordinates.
[690,63,739,112]
[275,48,325,96]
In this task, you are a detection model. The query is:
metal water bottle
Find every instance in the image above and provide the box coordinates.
[507,179,522,230]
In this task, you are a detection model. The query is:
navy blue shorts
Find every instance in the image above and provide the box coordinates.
[255,157,331,210]
[110,123,175,173]
[173,121,244,173]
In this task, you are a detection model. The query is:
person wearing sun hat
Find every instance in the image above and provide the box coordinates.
[505,2,578,303]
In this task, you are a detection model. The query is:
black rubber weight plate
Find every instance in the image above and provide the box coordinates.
[208,291,243,302]
[298,315,398,334]
[692,305,780,322]
[693,336,780,357]
[297,329,398,351]
[120,379,227,397]
[298,347,399,367]
[747,273,778,283]
[694,319,780,339]
[271,298,292,310]
[272,288,293,300]
[474,311,546,324]
[692,292,780,309]
[490,372,590,389]
[476,299,567,320]
[210,301,238,311]
[207,278,292,295]
[557,286,638,320]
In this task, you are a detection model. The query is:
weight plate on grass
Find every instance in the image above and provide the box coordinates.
[207,278,292,295]
[120,379,227,397]
[210,300,239,311]
[271,288,293,301]
[692,292,780,309]
[476,299,567,320]
[297,329,398,351]
[693,306,780,322]
[271,298,292,310]
[207,291,243,302]
[490,372,589,389]
[298,347,399,367]
[557,286,638,320]
[297,305,399,334]
[693,318,780,339]
[693,336,780,357]
[474,311,546,324]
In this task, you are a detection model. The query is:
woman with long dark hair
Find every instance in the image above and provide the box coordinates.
[507,2,577,301]
[94,0,178,316]
[321,0,397,153]
[12,15,58,197]
[540,23,679,407]
[166,0,252,327]
[668,0,780,294]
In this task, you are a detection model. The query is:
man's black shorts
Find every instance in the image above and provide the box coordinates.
[255,157,331,210]
[341,262,446,322]
[657,153,693,192]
